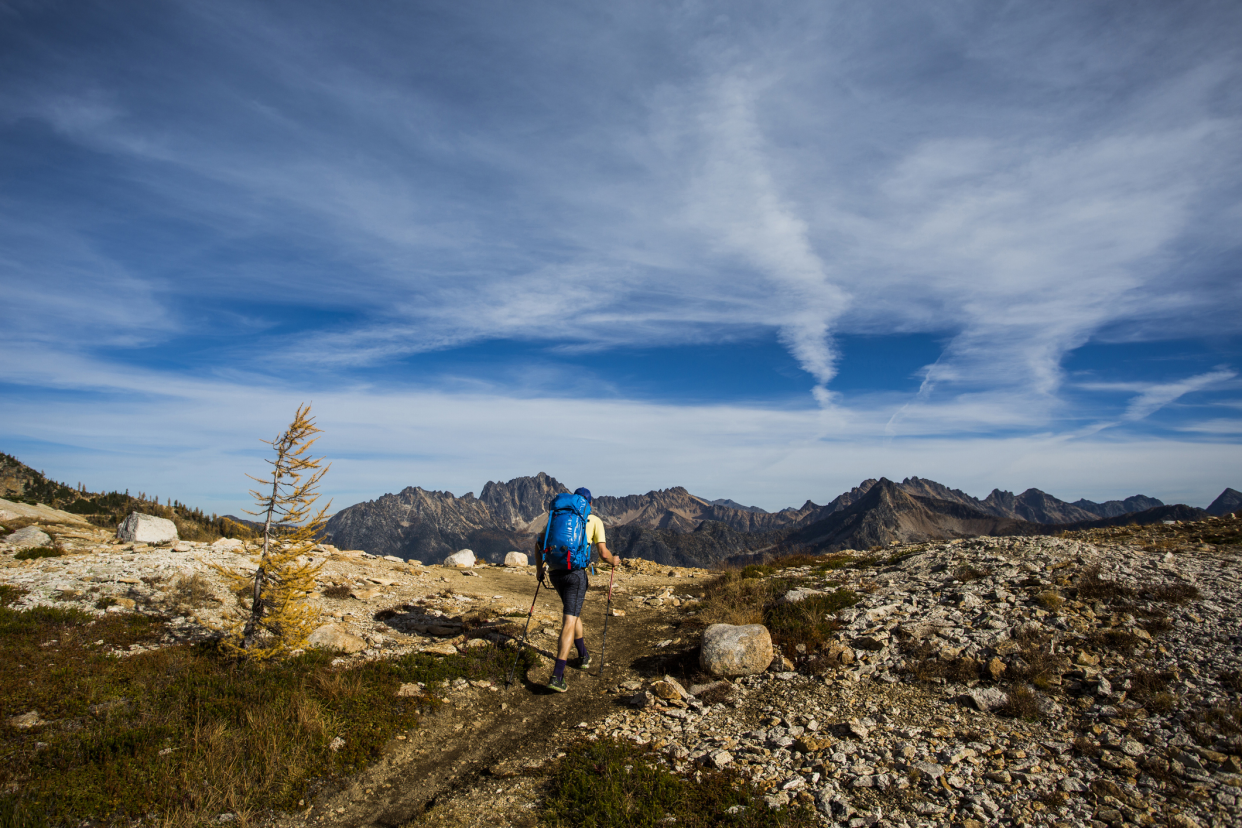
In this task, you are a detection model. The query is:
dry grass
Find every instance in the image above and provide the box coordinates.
[171,573,218,613]
[321,584,353,600]
[1127,669,1179,714]
[1035,591,1065,611]
[999,684,1043,720]
[953,564,991,583]
[1147,582,1201,603]
[1076,565,1134,603]
[1007,629,1068,691]
[1084,628,1144,655]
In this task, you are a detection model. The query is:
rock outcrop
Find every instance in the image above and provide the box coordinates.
[6,526,52,549]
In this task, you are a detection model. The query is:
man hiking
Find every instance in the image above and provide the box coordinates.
[536,487,621,692]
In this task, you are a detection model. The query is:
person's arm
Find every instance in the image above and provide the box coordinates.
[533,536,545,582]
[597,541,620,567]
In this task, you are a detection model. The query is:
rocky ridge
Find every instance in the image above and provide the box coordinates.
[572,523,1242,827]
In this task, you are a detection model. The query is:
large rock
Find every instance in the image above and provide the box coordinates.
[307,624,368,654]
[444,549,476,568]
[959,687,1009,712]
[117,512,178,544]
[504,551,528,567]
[210,537,245,552]
[6,526,52,549]
[700,623,773,677]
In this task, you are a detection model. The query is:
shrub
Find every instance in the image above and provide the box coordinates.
[954,564,991,583]
[14,546,62,561]
[1000,685,1043,720]
[1148,582,1201,603]
[540,737,815,828]
[321,584,353,599]
[1085,628,1143,655]
[1035,591,1064,611]
[1076,565,1133,602]
[763,588,858,655]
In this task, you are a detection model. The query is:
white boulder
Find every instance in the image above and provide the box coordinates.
[700,623,774,677]
[444,549,476,568]
[116,512,178,545]
[6,526,53,549]
[210,537,245,552]
[307,624,368,654]
[504,551,528,567]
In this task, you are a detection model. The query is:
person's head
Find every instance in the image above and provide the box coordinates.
[574,487,592,504]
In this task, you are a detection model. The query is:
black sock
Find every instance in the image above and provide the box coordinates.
[575,637,587,659]
[553,659,567,679]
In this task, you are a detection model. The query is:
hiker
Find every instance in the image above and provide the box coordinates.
[536,487,621,692]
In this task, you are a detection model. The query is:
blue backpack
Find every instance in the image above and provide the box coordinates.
[541,493,592,571]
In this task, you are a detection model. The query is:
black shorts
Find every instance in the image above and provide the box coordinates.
[549,568,589,618]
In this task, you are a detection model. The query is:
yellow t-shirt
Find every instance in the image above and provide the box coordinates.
[585,513,606,548]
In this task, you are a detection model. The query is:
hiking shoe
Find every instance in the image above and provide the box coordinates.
[547,675,568,693]
[571,653,592,671]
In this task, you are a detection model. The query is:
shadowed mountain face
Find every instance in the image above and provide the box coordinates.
[1207,488,1242,517]
[324,472,1187,565]
[785,479,1041,552]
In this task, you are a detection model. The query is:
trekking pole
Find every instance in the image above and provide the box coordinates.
[596,561,616,678]
[505,576,543,688]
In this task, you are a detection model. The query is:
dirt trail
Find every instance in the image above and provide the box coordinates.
[281,565,696,828]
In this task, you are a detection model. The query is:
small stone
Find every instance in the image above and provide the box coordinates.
[7,711,46,729]
[987,656,1006,681]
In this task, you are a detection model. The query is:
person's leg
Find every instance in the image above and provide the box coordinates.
[573,616,586,659]
[557,615,578,663]
[549,573,573,684]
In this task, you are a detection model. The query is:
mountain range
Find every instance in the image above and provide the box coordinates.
[323,473,1238,567]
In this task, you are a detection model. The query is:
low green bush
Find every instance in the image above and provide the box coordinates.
[0,598,532,826]
[763,587,858,655]
[13,547,61,561]
[541,737,815,828]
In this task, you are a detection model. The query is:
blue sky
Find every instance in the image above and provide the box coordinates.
[2,0,1240,515]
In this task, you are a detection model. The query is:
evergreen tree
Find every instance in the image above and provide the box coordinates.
[213,404,331,659]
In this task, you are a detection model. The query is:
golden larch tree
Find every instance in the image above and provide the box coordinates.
[214,403,331,659]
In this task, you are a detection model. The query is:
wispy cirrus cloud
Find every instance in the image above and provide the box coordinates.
[0,0,1239,510]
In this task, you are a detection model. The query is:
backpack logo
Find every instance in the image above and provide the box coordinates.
[541,493,592,571]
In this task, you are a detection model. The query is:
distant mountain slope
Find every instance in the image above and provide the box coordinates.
[710,498,767,514]
[1072,494,1165,518]
[785,479,1041,552]
[324,474,806,562]
[322,470,1190,564]
[1206,488,1242,517]
[1059,504,1209,529]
